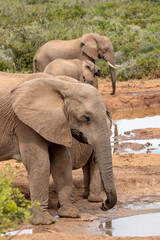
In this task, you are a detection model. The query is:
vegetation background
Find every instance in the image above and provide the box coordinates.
[0,0,160,80]
[0,0,160,233]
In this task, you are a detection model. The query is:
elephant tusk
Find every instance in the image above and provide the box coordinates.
[115,64,120,68]
[107,61,117,69]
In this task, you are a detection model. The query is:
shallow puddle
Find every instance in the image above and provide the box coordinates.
[1,226,55,237]
[99,212,160,237]
[111,107,160,154]
[1,228,33,237]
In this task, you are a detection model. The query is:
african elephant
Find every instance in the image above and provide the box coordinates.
[44,58,101,88]
[0,71,117,225]
[33,33,117,94]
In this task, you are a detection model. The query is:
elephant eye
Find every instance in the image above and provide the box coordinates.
[83,114,90,124]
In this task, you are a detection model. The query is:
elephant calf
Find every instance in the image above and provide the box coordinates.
[43,58,100,88]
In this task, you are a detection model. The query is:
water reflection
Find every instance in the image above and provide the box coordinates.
[111,107,160,154]
[1,225,56,237]
[100,212,160,237]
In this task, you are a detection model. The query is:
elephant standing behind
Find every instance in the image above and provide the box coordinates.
[33,33,117,94]
[44,58,100,88]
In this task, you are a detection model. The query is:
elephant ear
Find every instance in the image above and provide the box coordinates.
[82,60,94,84]
[80,35,98,60]
[11,78,72,147]
[106,108,112,129]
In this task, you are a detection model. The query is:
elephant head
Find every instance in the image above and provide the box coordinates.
[80,33,116,95]
[81,60,101,88]
[11,75,117,210]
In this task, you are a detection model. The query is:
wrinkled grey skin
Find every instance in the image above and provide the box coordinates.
[44,58,100,88]
[33,33,116,94]
[0,71,117,225]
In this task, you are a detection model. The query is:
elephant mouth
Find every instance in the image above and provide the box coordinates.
[95,69,101,77]
[71,129,88,144]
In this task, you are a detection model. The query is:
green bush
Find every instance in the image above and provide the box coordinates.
[0,0,160,80]
[0,60,8,71]
[0,165,31,234]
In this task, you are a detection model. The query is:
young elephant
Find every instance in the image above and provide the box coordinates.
[43,58,101,88]
[0,71,117,225]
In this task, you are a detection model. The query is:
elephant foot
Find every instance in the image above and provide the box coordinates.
[48,197,54,209]
[58,204,80,218]
[88,194,103,202]
[31,210,56,225]
[83,190,89,199]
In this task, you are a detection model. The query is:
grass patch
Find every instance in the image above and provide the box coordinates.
[0,0,160,79]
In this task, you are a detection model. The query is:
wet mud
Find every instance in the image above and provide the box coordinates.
[1,78,160,240]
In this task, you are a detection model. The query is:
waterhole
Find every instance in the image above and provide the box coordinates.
[111,107,160,154]
[99,212,160,237]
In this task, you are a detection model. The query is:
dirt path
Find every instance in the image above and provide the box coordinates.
[1,78,160,240]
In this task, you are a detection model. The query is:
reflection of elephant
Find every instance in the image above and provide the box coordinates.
[0,71,117,225]
[33,33,117,94]
[44,59,101,88]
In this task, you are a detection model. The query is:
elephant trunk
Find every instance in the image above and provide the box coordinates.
[91,124,117,210]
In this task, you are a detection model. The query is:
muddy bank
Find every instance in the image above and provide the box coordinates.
[99,78,160,111]
[1,78,160,240]
[0,153,160,240]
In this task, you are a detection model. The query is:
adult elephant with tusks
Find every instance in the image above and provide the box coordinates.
[33,33,118,94]
[0,71,117,225]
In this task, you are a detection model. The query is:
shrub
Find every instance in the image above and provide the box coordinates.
[0,60,8,71]
[0,165,31,234]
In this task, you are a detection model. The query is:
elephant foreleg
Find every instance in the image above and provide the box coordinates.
[17,126,55,225]
[50,146,80,218]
